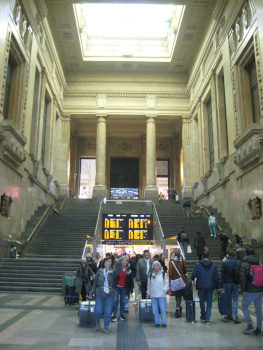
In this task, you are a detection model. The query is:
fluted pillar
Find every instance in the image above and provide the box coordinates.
[144,116,158,200]
[92,115,107,200]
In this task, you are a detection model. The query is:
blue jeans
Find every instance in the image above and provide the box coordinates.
[113,286,126,317]
[95,295,114,328]
[198,289,213,322]
[151,297,167,325]
[181,242,188,257]
[242,292,263,328]
[224,282,239,318]
[209,223,216,237]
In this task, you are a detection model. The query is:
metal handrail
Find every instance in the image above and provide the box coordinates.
[59,196,67,211]
[152,201,165,247]
[92,200,104,258]
[26,204,52,244]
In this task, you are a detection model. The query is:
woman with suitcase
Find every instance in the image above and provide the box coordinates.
[147,261,169,327]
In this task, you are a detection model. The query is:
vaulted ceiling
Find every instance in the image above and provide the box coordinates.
[45,0,218,76]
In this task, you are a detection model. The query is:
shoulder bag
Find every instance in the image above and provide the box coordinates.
[170,261,186,292]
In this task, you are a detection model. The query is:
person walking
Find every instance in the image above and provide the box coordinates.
[147,261,169,327]
[136,250,154,299]
[219,232,229,260]
[191,252,220,324]
[112,256,133,322]
[177,226,190,258]
[194,232,206,261]
[240,248,263,336]
[221,249,241,323]
[75,259,94,301]
[208,213,217,238]
[90,258,117,333]
[130,254,141,305]
[168,249,188,318]
[183,198,191,218]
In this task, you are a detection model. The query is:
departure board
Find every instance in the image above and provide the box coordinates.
[102,214,153,241]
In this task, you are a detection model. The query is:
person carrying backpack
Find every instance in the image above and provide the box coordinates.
[147,261,169,327]
[177,226,190,258]
[240,247,263,336]
[221,249,241,323]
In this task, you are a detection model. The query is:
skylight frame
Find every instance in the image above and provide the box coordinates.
[73,2,185,63]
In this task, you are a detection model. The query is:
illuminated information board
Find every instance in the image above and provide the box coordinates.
[102,214,153,242]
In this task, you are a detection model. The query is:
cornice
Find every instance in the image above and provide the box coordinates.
[64,91,188,99]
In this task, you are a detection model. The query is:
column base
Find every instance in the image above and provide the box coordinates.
[144,186,159,202]
[92,185,107,202]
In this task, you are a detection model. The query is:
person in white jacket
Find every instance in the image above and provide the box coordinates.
[147,261,169,327]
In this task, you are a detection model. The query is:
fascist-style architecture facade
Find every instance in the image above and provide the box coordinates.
[0,0,263,242]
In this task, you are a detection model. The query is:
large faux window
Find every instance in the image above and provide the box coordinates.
[245,58,260,123]
[206,98,214,170]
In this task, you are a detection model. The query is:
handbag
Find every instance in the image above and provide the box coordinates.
[170,261,186,292]
[187,245,192,254]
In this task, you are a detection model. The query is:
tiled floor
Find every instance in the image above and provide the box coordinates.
[0,293,262,349]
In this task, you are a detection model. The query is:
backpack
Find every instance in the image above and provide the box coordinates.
[250,265,263,287]
[232,263,240,284]
[181,232,188,241]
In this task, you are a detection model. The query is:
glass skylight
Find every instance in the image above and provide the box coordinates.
[74,2,185,62]
[79,3,174,39]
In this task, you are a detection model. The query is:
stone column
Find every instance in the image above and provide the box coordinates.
[182,117,193,198]
[58,116,71,195]
[144,116,158,200]
[92,115,107,201]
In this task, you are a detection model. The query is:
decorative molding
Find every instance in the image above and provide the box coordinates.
[0,28,12,115]
[234,123,263,169]
[65,91,188,99]
[253,30,263,119]
[217,156,228,183]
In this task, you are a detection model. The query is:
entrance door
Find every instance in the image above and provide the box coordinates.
[79,158,96,199]
[110,157,139,199]
[156,159,169,199]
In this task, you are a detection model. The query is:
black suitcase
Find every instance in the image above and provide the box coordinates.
[186,300,195,322]
[64,285,79,305]
[78,301,96,326]
[139,299,154,321]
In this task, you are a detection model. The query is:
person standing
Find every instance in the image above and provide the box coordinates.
[86,253,98,274]
[168,249,188,318]
[240,248,263,336]
[183,198,191,218]
[208,213,217,238]
[90,258,116,333]
[112,256,133,322]
[194,232,206,261]
[75,259,94,301]
[191,252,220,324]
[136,250,154,299]
[177,226,190,258]
[130,254,141,305]
[147,261,169,327]
[219,232,229,260]
[221,250,241,323]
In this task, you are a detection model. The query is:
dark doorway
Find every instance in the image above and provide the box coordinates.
[110,157,139,199]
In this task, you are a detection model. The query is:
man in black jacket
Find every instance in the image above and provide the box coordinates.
[219,232,229,260]
[221,250,241,323]
[240,248,263,336]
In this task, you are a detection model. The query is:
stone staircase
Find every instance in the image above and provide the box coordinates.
[0,198,99,293]
[156,200,230,272]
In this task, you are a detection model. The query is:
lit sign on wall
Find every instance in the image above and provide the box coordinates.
[102,214,153,241]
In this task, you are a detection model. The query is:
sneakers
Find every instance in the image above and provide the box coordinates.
[210,234,213,237]
[103,327,110,334]
[111,316,117,322]
[233,317,241,324]
[243,324,254,335]
[120,315,125,321]
[205,321,211,325]
[253,328,262,336]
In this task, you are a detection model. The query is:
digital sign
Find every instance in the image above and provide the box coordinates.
[102,214,153,241]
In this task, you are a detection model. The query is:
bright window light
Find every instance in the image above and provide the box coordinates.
[79,3,174,39]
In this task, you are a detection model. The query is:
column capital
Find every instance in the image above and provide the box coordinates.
[61,115,71,122]
[145,114,157,122]
[95,114,107,122]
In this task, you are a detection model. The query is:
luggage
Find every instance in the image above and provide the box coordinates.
[186,300,195,322]
[62,272,76,296]
[64,285,79,305]
[78,300,96,326]
[139,299,154,321]
[218,291,231,315]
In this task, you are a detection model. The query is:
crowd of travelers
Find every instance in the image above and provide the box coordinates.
[74,244,263,336]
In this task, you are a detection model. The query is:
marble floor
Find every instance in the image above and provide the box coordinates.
[0,292,262,350]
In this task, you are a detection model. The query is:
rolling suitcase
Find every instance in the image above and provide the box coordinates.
[62,272,76,296]
[139,299,154,321]
[218,291,231,316]
[64,285,79,305]
[78,300,96,326]
[186,300,195,322]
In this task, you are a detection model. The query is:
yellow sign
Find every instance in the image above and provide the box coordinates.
[131,240,152,245]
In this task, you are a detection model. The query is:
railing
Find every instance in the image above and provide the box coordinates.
[92,199,104,258]
[152,201,166,250]
[59,196,67,212]
[26,204,52,244]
